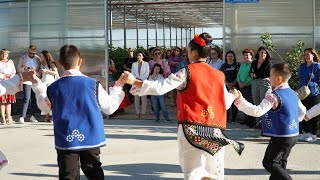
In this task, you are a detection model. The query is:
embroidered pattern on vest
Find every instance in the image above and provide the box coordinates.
[182,124,244,156]
[94,81,101,110]
[66,129,85,142]
[289,120,298,130]
[201,106,215,119]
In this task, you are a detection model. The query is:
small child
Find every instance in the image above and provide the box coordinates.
[233,63,306,180]
[148,63,171,122]
[32,45,125,179]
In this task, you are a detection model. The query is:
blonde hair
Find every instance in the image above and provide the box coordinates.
[0,49,10,59]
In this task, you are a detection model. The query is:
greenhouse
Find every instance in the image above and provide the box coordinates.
[0,0,319,76]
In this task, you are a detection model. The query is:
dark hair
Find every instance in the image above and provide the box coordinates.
[165,49,172,59]
[271,63,291,81]
[29,45,37,51]
[41,50,56,69]
[210,47,222,59]
[136,50,145,59]
[188,32,212,58]
[304,48,320,63]
[59,45,81,70]
[148,47,156,54]
[225,50,237,63]
[150,63,164,76]
[255,46,271,61]
[242,48,254,56]
[173,47,182,57]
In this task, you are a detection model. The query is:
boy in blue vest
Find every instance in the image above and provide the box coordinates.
[33,45,125,179]
[233,63,306,180]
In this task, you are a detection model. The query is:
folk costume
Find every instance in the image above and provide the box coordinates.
[235,83,306,180]
[32,69,125,179]
[131,62,244,180]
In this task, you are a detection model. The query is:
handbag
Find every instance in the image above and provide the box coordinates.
[297,64,314,100]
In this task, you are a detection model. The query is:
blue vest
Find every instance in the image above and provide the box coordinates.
[48,76,106,150]
[262,88,299,137]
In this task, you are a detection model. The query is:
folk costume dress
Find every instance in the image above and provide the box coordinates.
[130,62,244,179]
[0,59,16,103]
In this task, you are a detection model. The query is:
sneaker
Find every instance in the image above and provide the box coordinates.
[305,134,318,142]
[299,133,311,141]
[154,119,160,123]
[30,115,38,123]
[19,117,25,124]
[165,119,173,123]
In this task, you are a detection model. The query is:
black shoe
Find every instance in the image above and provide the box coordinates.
[165,119,173,123]
[155,119,160,123]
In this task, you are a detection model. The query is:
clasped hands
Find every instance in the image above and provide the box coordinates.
[229,88,243,101]
[118,71,137,85]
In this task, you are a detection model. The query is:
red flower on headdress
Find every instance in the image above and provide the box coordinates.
[194,34,206,47]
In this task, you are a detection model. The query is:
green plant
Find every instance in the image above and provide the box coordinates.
[260,32,284,62]
[286,41,305,90]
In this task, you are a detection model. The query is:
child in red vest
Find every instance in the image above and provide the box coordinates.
[123,33,244,180]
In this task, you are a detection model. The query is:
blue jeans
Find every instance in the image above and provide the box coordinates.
[21,84,37,118]
[150,95,169,120]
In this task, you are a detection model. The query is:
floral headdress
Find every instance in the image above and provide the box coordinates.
[194,34,206,47]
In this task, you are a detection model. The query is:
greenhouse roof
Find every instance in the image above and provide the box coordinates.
[109,0,223,29]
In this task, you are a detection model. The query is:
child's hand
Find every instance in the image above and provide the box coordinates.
[122,71,136,85]
[230,89,239,99]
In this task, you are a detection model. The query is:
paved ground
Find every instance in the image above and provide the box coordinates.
[0,101,320,180]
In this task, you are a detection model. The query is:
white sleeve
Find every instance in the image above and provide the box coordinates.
[137,68,186,96]
[0,75,23,96]
[98,82,125,115]
[298,100,307,122]
[32,81,51,114]
[305,102,320,120]
[224,86,235,109]
[235,93,276,117]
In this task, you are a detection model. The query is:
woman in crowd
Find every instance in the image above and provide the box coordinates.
[207,47,223,70]
[177,51,190,71]
[40,50,59,122]
[148,48,171,77]
[168,47,183,107]
[249,46,272,127]
[298,48,320,142]
[125,33,244,180]
[237,48,254,127]
[220,50,239,123]
[0,49,16,125]
[164,49,172,65]
[148,63,171,122]
[131,51,150,119]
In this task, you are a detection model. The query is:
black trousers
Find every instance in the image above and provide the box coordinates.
[300,95,320,135]
[56,148,104,180]
[262,136,298,180]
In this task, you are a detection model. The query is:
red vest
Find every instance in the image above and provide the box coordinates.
[177,63,227,129]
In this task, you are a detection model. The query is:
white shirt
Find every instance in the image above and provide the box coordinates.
[31,69,125,115]
[131,68,235,109]
[0,75,23,96]
[235,82,306,121]
[24,56,40,85]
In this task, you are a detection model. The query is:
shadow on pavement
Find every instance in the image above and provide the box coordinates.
[225,168,320,175]
[102,163,181,180]
[106,134,176,141]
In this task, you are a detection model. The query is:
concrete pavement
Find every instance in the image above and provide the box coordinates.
[0,115,319,180]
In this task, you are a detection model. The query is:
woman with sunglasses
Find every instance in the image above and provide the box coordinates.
[148,48,171,77]
[124,33,244,180]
